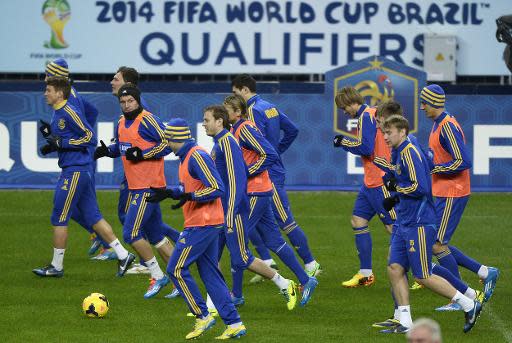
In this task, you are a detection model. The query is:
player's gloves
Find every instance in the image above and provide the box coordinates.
[171,197,189,210]
[146,187,175,203]
[39,120,52,138]
[40,143,58,155]
[383,196,400,211]
[383,175,397,192]
[46,135,62,149]
[333,135,344,147]
[94,140,110,160]
[125,146,144,161]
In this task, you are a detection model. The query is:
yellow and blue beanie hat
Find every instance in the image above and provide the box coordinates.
[165,118,193,142]
[45,58,69,77]
[420,84,445,108]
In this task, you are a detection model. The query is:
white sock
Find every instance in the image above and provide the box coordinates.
[452,291,474,312]
[263,259,273,267]
[359,269,373,277]
[206,293,217,311]
[145,257,164,280]
[271,273,290,290]
[477,265,489,279]
[228,322,243,329]
[393,308,400,321]
[51,248,65,271]
[464,287,477,300]
[305,261,317,271]
[109,239,128,260]
[398,305,413,328]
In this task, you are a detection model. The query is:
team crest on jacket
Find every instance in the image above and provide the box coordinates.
[396,164,402,175]
[210,150,216,160]
[58,118,66,130]
[325,55,425,139]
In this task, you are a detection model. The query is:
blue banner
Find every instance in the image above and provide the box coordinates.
[1,90,512,191]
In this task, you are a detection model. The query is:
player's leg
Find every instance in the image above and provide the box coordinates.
[432,263,482,311]
[433,197,461,278]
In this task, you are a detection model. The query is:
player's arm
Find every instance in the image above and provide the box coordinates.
[248,105,267,135]
[62,105,94,149]
[188,150,224,202]
[82,98,99,127]
[340,112,376,156]
[278,112,298,154]
[431,122,472,174]
[373,156,394,173]
[239,125,278,176]
[396,147,429,198]
[139,115,170,159]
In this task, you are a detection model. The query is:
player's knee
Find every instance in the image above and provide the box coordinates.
[351,216,367,228]
[387,263,403,277]
[432,242,447,254]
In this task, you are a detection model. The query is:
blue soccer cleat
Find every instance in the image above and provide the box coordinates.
[231,294,245,307]
[435,302,462,312]
[164,288,181,299]
[88,235,102,256]
[117,252,135,277]
[463,300,482,333]
[32,264,64,277]
[91,248,117,261]
[483,267,500,302]
[372,318,400,328]
[144,275,171,298]
[380,324,410,334]
[300,277,318,307]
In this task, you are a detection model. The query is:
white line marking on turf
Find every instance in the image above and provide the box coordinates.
[487,304,512,343]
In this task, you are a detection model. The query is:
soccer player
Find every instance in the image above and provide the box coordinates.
[41,58,114,259]
[333,86,394,287]
[33,76,135,278]
[202,105,299,309]
[421,85,499,305]
[231,74,321,278]
[224,95,318,306]
[151,118,247,340]
[381,115,481,334]
[94,84,174,298]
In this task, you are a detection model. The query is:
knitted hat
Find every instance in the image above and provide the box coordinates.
[45,58,69,77]
[165,118,192,142]
[117,84,141,105]
[420,84,445,108]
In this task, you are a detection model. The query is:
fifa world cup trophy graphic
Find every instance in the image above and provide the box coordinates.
[42,0,71,49]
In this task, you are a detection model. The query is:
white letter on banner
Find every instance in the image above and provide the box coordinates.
[0,123,15,171]
[347,152,364,174]
[473,125,512,175]
[96,122,114,172]
[21,121,59,172]
[196,122,214,153]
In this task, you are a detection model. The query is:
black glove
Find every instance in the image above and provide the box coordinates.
[39,120,52,138]
[94,140,110,160]
[171,193,192,209]
[383,176,397,192]
[46,135,62,149]
[125,146,144,161]
[40,143,57,155]
[333,135,344,147]
[146,187,175,203]
[383,196,400,212]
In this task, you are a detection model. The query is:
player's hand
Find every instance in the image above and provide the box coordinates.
[40,143,57,155]
[39,120,52,138]
[46,135,62,149]
[146,187,174,203]
[383,196,399,211]
[333,135,344,147]
[383,176,397,192]
[125,146,144,161]
[170,192,192,209]
[94,140,110,160]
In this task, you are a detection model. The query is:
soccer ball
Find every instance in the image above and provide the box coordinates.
[82,293,109,318]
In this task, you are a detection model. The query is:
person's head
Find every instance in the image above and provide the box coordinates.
[376,100,404,130]
[406,318,442,343]
[117,84,142,119]
[335,86,364,117]
[231,74,257,101]
[165,118,193,153]
[111,66,139,95]
[223,94,248,124]
[383,114,409,148]
[420,84,445,120]
[203,105,230,137]
[45,76,71,106]
[45,58,69,81]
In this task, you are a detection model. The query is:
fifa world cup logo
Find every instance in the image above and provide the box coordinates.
[42,0,71,49]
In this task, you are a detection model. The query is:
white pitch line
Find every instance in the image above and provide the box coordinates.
[486,304,512,343]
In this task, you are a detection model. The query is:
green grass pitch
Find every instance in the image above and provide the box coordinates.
[1,190,510,342]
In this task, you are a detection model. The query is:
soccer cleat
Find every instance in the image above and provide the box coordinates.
[164,288,181,299]
[144,275,171,298]
[483,267,500,302]
[372,318,400,328]
[476,290,485,303]
[342,273,375,288]
[249,274,265,284]
[410,281,424,290]
[280,280,298,310]
[215,325,247,340]
[185,315,216,340]
[305,261,322,277]
[380,324,410,334]
[187,309,218,318]
[32,264,64,277]
[300,277,318,307]
[88,235,102,256]
[125,263,151,275]
[90,248,117,261]
[463,300,482,333]
[117,252,135,277]
[435,302,462,312]
[231,295,245,307]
